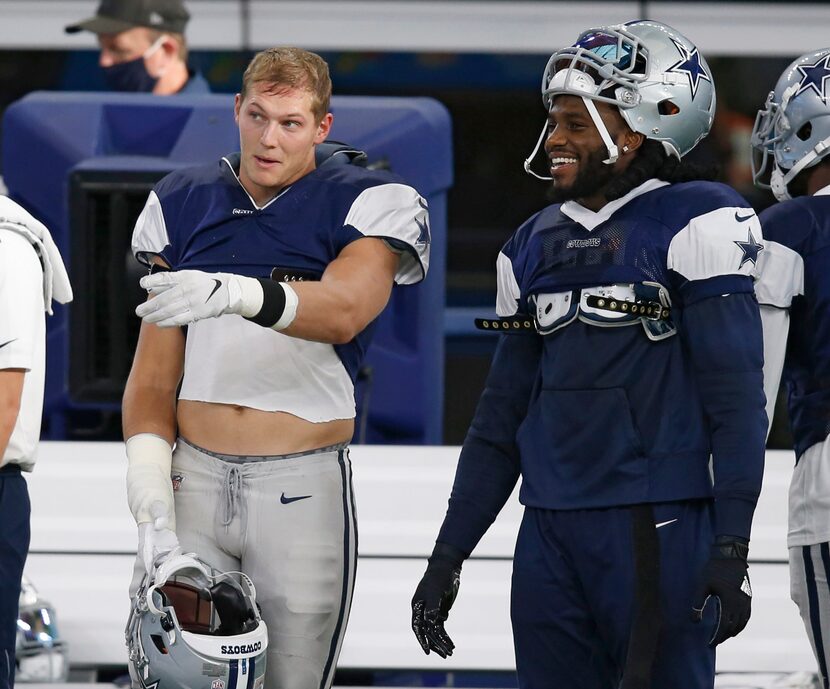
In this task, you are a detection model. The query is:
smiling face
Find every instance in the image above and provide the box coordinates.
[233,82,333,205]
[544,94,642,210]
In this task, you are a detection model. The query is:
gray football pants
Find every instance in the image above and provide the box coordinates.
[129,438,358,689]
[791,544,830,689]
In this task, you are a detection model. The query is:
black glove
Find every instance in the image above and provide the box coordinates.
[411,542,466,658]
[691,536,752,647]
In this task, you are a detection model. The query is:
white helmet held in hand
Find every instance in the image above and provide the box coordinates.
[126,549,268,689]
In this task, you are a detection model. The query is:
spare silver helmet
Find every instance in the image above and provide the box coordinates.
[525,20,716,178]
[16,575,69,682]
[126,550,268,689]
[751,48,830,201]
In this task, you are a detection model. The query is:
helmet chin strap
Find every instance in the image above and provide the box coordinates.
[523,92,619,179]
[523,120,552,181]
[582,97,619,164]
[772,132,830,201]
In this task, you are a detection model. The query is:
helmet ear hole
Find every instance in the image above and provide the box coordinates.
[796,122,813,141]
[658,99,680,116]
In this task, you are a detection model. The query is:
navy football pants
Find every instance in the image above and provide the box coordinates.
[511,500,718,689]
[0,465,30,689]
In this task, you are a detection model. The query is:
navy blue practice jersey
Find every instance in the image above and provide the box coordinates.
[493,179,767,538]
[757,191,830,459]
[130,153,429,423]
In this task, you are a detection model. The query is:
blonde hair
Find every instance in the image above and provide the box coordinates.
[240,47,332,121]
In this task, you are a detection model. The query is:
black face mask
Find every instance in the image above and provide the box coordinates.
[102,56,158,93]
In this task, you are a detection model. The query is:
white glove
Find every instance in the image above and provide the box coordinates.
[137,500,180,573]
[136,270,249,327]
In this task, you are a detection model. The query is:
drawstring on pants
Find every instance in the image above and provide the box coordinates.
[221,465,242,527]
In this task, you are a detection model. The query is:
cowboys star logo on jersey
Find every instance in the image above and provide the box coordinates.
[667,37,712,99]
[734,230,764,268]
[796,53,830,101]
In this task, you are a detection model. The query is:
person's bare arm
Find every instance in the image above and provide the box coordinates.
[0,369,25,458]
[122,318,185,444]
[136,237,401,344]
[282,237,399,343]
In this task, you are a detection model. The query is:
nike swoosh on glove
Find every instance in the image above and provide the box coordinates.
[411,542,465,658]
[136,270,244,328]
[691,536,752,647]
[137,500,181,573]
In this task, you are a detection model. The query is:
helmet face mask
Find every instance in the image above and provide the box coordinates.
[126,551,268,689]
[751,48,830,201]
[525,20,715,180]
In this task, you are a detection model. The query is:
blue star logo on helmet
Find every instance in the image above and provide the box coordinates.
[796,54,830,101]
[666,38,711,99]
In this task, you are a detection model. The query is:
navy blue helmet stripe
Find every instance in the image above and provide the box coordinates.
[246,657,255,689]
[228,658,239,689]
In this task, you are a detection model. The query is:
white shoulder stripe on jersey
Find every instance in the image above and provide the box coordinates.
[754,239,804,308]
[343,183,429,285]
[131,190,170,263]
[667,206,764,282]
[496,251,521,317]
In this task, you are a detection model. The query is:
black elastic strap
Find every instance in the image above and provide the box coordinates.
[584,295,671,321]
[245,278,286,328]
[620,504,662,689]
[474,316,535,332]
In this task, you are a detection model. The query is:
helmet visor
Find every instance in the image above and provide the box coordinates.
[542,27,646,110]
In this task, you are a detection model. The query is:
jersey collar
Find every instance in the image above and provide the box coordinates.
[814,183,830,197]
[221,153,296,211]
[560,178,670,231]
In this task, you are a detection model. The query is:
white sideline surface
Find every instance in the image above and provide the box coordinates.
[22,443,813,674]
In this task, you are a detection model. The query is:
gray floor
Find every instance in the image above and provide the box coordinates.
[15,676,825,689]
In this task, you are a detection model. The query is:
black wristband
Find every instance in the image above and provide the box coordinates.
[429,542,468,569]
[712,536,749,561]
[245,278,286,327]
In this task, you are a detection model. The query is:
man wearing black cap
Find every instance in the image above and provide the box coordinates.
[65,0,210,95]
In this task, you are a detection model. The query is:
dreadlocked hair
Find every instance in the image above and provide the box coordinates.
[603,139,720,202]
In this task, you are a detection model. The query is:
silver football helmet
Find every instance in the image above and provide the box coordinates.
[525,20,716,178]
[16,576,69,683]
[126,550,268,689]
[751,48,830,201]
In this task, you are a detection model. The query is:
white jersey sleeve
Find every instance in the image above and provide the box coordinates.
[343,183,429,284]
[495,251,521,317]
[667,206,764,282]
[131,191,170,265]
[754,240,804,438]
[0,230,44,371]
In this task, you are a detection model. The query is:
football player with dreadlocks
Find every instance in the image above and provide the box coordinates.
[411,21,767,688]
[752,48,830,689]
